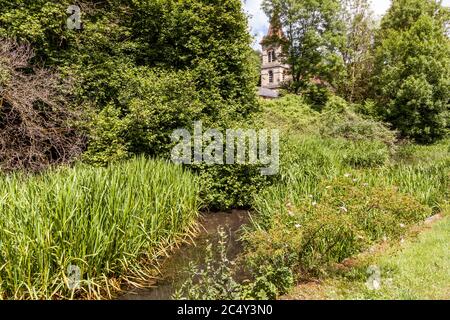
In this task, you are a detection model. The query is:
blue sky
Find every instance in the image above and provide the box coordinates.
[244,0,450,49]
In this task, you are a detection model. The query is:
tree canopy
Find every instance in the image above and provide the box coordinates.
[372,0,450,143]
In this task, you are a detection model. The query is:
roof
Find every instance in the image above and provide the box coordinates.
[260,13,285,45]
[258,87,279,98]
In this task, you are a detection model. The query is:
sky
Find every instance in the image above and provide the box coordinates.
[244,0,450,49]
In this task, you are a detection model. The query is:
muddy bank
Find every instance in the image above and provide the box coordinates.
[118,209,250,300]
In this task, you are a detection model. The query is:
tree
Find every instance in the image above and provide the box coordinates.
[0,0,259,161]
[372,0,450,143]
[262,0,347,97]
[251,49,263,87]
[339,0,376,102]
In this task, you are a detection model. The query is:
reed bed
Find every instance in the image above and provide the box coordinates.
[0,157,200,299]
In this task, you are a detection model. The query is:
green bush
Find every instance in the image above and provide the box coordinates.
[262,95,398,150]
[83,67,206,165]
[260,95,320,134]
[241,265,294,300]
[245,176,432,286]
[320,96,398,148]
[195,163,273,210]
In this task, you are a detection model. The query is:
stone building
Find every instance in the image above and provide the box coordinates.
[260,16,290,91]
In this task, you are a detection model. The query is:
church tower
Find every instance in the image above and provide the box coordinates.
[260,15,290,90]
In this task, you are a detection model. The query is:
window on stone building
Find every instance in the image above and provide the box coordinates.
[268,50,277,63]
[268,70,274,83]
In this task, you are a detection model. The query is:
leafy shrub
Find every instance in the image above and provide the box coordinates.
[244,176,432,288]
[241,265,294,300]
[303,82,334,110]
[320,96,398,148]
[260,95,320,134]
[262,95,397,150]
[83,67,205,166]
[195,163,273,210]
[182,117,274,210]
[373,10,450,143]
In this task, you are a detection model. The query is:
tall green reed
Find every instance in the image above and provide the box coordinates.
[0,157,200,299]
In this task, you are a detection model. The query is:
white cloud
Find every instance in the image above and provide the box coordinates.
[243,0,267,49]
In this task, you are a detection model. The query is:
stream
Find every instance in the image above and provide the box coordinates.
[118,209,250,300]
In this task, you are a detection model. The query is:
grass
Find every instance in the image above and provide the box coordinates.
[286,212,450,300]
[0,157,200,299]
[362,215,450,299]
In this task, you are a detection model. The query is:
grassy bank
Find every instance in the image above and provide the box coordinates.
[286,212,450,300]
[0,157,200,299]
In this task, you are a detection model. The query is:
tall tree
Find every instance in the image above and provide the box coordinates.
[340,0,375,102]
[262,0,347,96]
[372,0,450,143]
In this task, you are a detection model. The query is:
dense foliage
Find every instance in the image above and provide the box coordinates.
[372,0,450,143]
[0,0,258,143]
[0,0,268,208]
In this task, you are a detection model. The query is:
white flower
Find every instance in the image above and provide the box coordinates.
[288,210,295,217]
[312,201,318,207]
[344,173,351,178]
[399,223,406,228]
[339,206,348,213]
[295,224,302,229]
